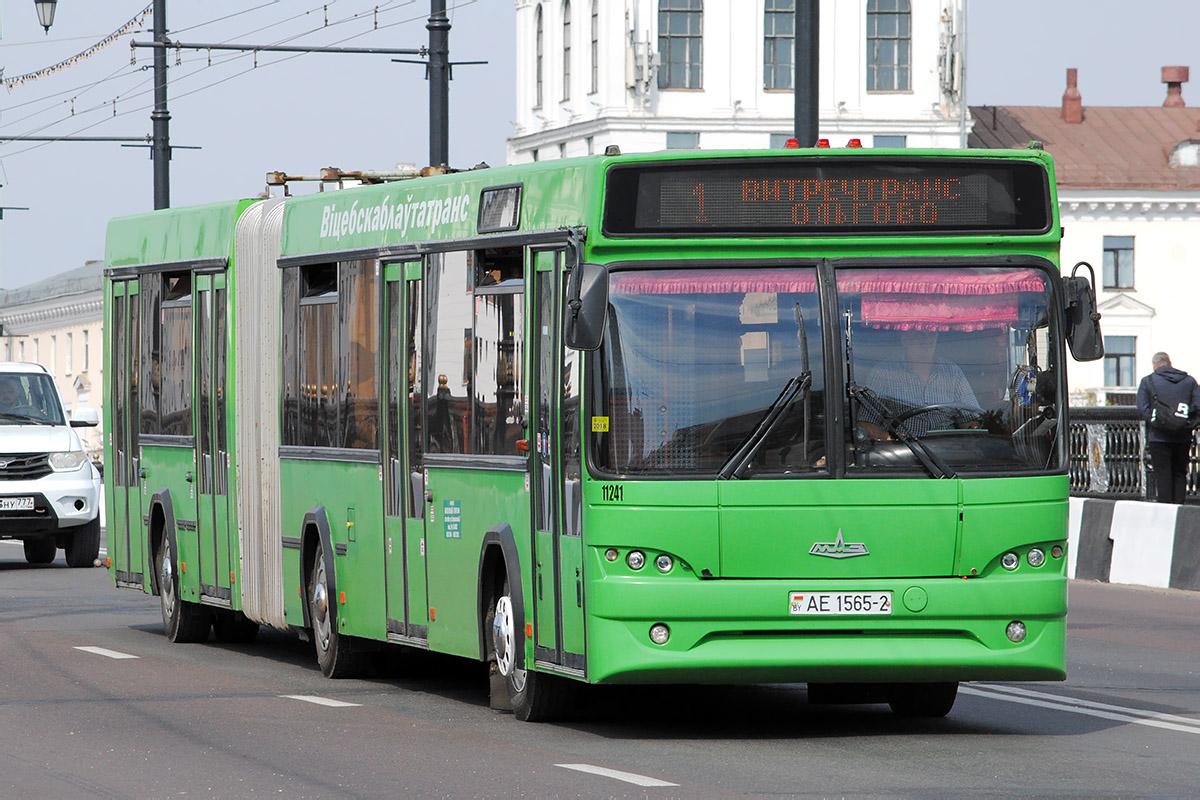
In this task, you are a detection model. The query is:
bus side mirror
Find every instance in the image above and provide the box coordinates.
[564,262,609,351]
[1063,262,1104,362]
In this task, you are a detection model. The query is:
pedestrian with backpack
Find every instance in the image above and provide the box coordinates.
[1136,352,1200,503]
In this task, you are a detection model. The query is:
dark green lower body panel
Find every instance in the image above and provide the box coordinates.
[584,573,1066,685]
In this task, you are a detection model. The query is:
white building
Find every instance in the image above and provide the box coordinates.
[970,67,1200,406]
[0,261,104,455]
[509,0,969,162]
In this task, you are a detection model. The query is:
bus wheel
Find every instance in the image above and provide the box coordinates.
[65,517,101,568]
[213,611,259,644]
[308,540,366,678]
[489,577,576,722]
[888,682,958,718]
[23,537,56,564]
[155,535,211,643]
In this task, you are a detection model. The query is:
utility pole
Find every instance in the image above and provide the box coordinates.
[152,0,170,209]
[794,0,819,147]
[427,0,450,167]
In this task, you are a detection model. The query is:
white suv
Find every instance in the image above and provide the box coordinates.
[0,362,102,567]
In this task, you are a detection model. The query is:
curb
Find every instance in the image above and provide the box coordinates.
[1067,497,1200,591]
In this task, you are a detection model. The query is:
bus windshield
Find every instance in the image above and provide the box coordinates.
[839,265,1061,475]
[592,264,1061,478]
[594,267,826,476]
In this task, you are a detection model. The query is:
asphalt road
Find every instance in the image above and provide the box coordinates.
[2,538,1199,798]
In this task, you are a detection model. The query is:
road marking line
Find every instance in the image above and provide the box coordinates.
[75,646,139,660]
[280,695,361,708]
[556,764,678,787]
[963,685,1200,735]
[974,683,1200,728]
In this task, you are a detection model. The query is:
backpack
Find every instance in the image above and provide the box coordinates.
[1148,376,1198,435]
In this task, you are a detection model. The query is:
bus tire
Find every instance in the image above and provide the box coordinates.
[23,536,56,564]
[155,534,211,643]
[65,517,101,568]
[308,540,366,678]
[213,611,259,644]
[489,576,576,722]
[888,682,958,718]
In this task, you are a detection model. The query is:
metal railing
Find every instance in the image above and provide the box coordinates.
[1068,406,1199,502]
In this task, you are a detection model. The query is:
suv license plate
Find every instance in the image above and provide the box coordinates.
[789,591,892,616]
[0,496,35,511]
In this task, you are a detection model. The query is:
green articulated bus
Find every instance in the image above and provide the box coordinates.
[103,145,1103,721]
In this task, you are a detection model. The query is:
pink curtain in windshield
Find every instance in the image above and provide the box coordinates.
[610,269,817,295]
[861,293,1020,331]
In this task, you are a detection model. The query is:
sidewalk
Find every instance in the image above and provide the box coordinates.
[1068,497,1200,591]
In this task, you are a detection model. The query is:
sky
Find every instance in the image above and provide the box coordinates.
[1,0,1198,290]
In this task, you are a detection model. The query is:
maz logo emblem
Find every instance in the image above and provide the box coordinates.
[0,459,10,469]
[809,529,870,559]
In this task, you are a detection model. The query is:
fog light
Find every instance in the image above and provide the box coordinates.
[627,550,646,570]
[1051,545,1063,559]
[655,554,673,573]
[649,623,670,645]
[1001,552,1019,570]
[1027,548,1046,567]
[605,548,619,562]
[1006,620,1027,643]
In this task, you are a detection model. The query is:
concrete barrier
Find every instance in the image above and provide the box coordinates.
[1067,497,1200,591]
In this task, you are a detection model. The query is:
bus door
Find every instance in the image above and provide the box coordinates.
[530,250,586,672]
[108,279,146,588]
[382,261,429,642]
[194,273,233,605]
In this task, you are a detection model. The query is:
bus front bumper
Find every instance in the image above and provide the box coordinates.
[583,573,1066,685]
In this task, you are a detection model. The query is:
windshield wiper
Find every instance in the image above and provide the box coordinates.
[0,411,50,425]
[847,383,958,480]
[718,372,812,480]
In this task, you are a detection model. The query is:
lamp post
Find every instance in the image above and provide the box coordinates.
[33,0,57,34]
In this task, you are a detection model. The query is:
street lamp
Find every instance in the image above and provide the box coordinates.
[34,0,57,34]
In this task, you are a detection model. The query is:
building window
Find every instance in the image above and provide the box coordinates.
[562,1,572,101]
[1104,335,1136,387]
[657,0,703,90]
[66,333,73,374]
[764,0,794,90]
[83,330,89,371]
[586,135,594,155]
[666,131,700,149]
[1103,235,1134,289]
[873,134,906,148]
[51,335,57,375]
[535,6,544,108]
[866,0,911,91]
[19,341,25,361]
[590,0,599,94]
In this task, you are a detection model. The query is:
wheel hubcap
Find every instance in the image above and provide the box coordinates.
[160,542,175,617]
[491,594,526,691]
[312,562,330,649]
[492,595,515,676]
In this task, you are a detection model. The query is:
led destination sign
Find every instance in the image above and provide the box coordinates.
[603,159,1051,236]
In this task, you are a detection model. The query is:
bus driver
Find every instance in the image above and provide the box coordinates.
[857,327,982,439]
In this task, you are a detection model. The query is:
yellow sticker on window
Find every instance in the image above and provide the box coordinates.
[591,416,610,432]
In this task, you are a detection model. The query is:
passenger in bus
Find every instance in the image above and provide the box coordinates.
[858,327,982,439]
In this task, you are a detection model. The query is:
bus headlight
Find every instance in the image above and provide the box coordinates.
[1027,548,1046,568]
[1001,552,1019,570]
[649,624,670,645]
[1006,621,1027,643]
[627,550,646,570]
[655,554,673,573]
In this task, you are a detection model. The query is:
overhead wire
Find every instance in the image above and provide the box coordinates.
[0,0,448,159]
